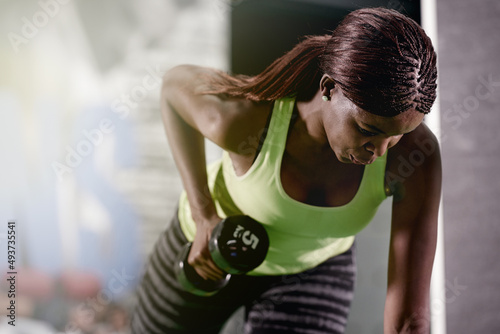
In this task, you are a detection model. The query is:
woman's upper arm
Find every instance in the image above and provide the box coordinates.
[385,123,442,325]
[161,64,259,153]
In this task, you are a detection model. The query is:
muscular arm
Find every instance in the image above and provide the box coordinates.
[384,124,442,333]
[161,65,268,280]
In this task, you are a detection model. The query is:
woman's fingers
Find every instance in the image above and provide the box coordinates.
[188,215,226,281]
[189,247,225,281]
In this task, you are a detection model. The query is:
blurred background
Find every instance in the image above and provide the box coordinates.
[0,0,498,333]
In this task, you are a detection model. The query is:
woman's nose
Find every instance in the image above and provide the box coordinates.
[364,137,392,157]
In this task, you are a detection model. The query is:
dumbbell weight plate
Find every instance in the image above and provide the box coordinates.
[209,215,269,275]
[175,243,231,297]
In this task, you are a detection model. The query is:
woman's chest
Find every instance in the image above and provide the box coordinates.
[279,150,365,207]
[228,139,366,208]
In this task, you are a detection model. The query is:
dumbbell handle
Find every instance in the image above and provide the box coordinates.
[175,243,231,297]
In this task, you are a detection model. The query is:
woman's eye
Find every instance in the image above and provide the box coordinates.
[358,127,378,137]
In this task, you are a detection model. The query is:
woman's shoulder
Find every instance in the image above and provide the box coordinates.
[163,64,274,155]
[386,122,441,196]
[391,122,439,157]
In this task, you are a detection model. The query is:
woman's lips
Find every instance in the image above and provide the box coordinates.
[350,154,371,165]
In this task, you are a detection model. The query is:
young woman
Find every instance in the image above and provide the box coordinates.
[132,7,441,334]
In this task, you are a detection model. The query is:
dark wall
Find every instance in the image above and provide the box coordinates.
[231,0,420,75]
[437,0,500,332]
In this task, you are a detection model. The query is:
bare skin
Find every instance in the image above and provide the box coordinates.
[161,64,441,333]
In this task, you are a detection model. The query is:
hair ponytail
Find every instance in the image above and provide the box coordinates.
[206,35,329,101]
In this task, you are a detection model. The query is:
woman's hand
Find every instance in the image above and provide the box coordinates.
[188,215,226,281]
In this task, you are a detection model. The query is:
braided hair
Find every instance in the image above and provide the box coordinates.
[206,7,437,117]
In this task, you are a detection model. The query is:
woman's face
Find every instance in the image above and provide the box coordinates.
[322,88,425,165]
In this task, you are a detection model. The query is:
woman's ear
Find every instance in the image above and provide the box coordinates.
[319,74,336,100]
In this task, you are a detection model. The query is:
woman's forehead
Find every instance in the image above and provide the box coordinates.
[355,107,424,135]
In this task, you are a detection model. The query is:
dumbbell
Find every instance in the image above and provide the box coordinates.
[175,215,269,296]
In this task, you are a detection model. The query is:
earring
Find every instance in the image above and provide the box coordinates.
[322,95,329,101]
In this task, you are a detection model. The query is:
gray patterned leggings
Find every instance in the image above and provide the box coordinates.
[131,211,357,334]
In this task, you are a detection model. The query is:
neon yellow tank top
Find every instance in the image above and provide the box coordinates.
[178,96,388,275]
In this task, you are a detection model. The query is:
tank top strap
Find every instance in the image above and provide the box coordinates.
[259,97,296,160]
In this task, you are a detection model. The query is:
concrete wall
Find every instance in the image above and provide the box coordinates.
[437,0,500,332]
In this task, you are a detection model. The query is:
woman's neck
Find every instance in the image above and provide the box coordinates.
[294,91,330,152]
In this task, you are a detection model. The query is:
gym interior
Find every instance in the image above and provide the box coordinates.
[1,0,498,333]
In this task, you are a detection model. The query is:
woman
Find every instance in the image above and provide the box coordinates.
[132,7,441,334]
